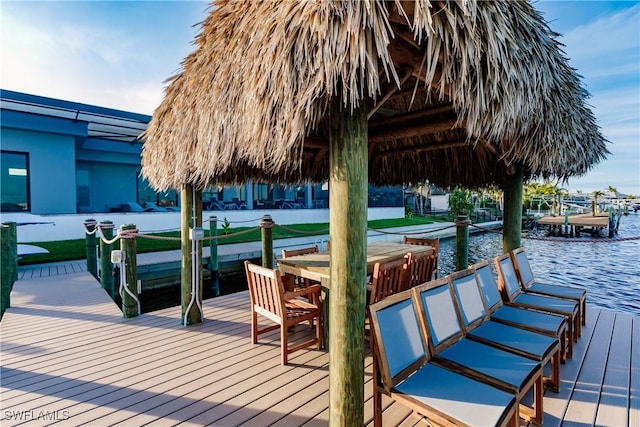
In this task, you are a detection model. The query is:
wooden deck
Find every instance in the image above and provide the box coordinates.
[1,270,638,426]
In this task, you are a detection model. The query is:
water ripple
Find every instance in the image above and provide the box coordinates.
[438,213,640,315]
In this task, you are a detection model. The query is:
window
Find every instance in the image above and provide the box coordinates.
[1,151,30,212]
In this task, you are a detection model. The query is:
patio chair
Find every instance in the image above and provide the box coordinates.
[368,290,518,427]
[412,278,544,425]
[511,247,587,326]
[366,256,411,338]
[244,261,323,365]
[494,253,581,345]
[473,260,572,361]
[281,245,320,294]
[449,268,561,392]
[405,249,436,289]
[403,236,440,278]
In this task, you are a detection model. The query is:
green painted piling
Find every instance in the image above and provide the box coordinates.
[181,185,203,325]
[260,215,273,269]
[328,101,368,426]
[120,224,138,318]
[2,221,17,284]
[209,216,219,296]
[99,221,115,298]
[502,164,524,252]
[1,225,11,318]
[455,215,470,271]
[84,219,98,278]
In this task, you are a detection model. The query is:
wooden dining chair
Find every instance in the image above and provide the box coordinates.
[281,245,319,293]
[244,261,323,365]
[405,249,436,289]
[403,236,440,278]
[368,290,518,427]
[365,256,410,339]
[510,247,587,326]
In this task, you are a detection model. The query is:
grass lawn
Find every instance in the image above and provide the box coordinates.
[19,216,450,266]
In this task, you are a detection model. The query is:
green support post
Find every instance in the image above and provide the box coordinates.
[1,225,11,319]
[328,100,368,426]
[181,185,203,325]
[502,163,524,252]
[455,215,471,271]
[99,221,115,298]
[120,224,139,318]
[209,216,220,296]
[84,219,98,278]
[260,215,274,269]
[2,221,18,284]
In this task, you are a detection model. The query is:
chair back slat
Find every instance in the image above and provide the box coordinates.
[368,291,428,389]
[403,236,440,278]
[282,245,319,258]
[494,254,522,301]
[449,269,488,331]
[406,250,436,289]
[412,278,463,354]
[511,248,535,287]
[472,261,504,314]
[245,261,285,318]
[369,257,410,305]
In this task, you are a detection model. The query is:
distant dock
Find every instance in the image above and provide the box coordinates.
[537,212,619,237]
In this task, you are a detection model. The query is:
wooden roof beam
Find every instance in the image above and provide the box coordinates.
[370,104,454,128]
[374,140,470,157]
[368,118,459,143]
[368,68,414,119]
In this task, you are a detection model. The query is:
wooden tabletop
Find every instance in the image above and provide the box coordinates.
[277,241,433,283]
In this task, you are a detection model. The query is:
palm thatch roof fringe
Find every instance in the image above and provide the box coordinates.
[141,0,608,191]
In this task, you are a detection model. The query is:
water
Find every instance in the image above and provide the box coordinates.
[438,213,640,316]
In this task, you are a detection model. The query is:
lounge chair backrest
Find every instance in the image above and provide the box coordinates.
[494,254,522,300]
[511,248,535,287]
[449,269,488,331]
[412,278,462,353]
[472,261,503,314]
[368,291,428,389]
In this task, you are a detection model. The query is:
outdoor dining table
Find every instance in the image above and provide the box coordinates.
[277,241,434,347]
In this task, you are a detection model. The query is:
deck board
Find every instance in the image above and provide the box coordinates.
[1,268,638,426]
[595,313,633,426]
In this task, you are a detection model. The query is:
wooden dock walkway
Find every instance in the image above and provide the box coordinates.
[1,268,638,426]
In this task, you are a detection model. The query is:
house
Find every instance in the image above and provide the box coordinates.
[1,90,404,241]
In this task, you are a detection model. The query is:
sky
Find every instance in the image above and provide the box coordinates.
[1,1,639,196]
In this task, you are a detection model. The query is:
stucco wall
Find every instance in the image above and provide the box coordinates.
[2,128,77,214]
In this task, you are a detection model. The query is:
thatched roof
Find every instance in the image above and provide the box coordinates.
[141,0,608,191]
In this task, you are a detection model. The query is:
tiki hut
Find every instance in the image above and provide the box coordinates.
[141,1,608,423]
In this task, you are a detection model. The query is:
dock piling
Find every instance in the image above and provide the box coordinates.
[84,219,98,278]
[99,221,115,298]
[260,215,274,269]
[120,224,139,318]
[209,216,220,296]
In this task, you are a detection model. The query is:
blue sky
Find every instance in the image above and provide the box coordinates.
[1,1,638,196]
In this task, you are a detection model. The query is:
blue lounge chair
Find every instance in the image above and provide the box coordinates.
[368,290,518,427]
[511,247,587,325]
[413,278,544,425]
[449,268,561,392]
[494,253,581,345]
[473,260,572,361]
